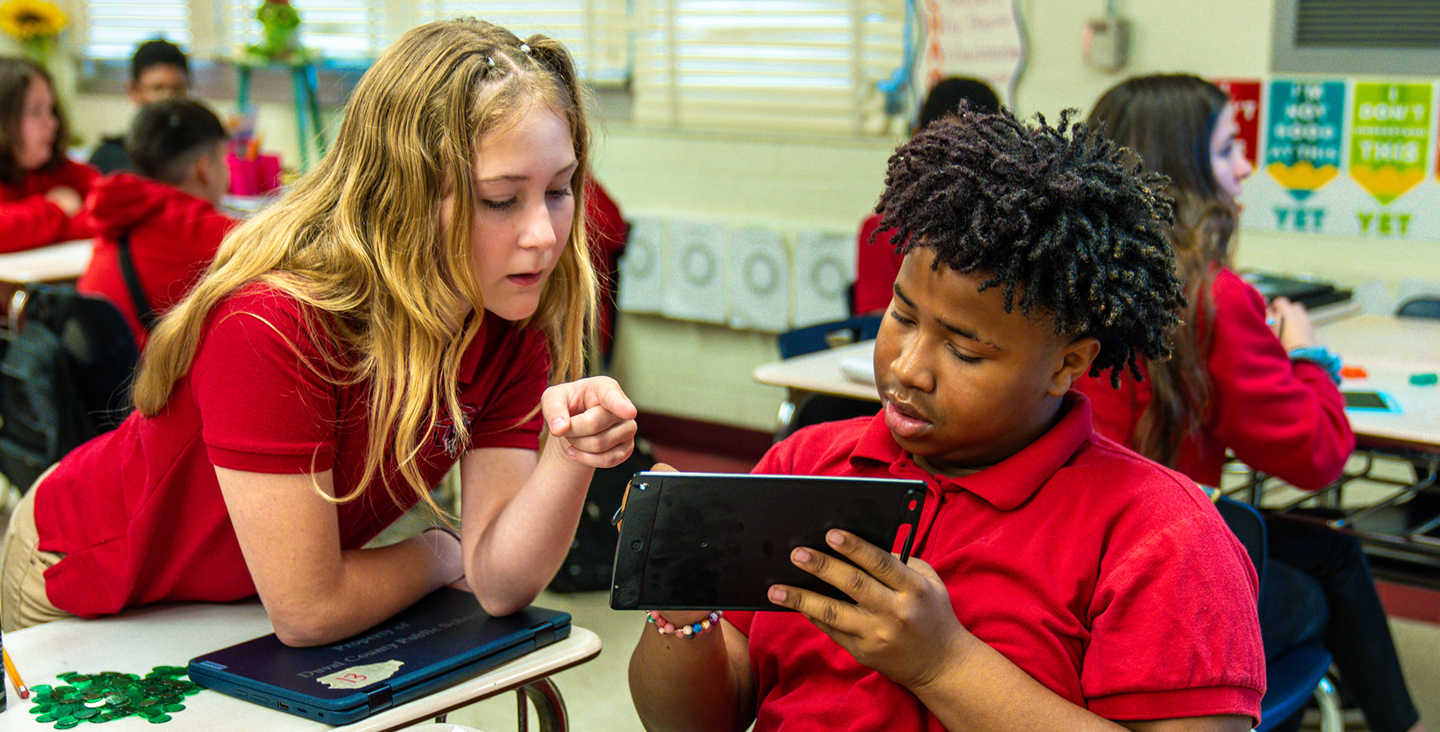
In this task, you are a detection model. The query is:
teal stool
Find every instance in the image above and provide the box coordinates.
[235,61,325,170]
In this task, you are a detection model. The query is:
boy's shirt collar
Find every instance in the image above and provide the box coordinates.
[851,392,1095,511]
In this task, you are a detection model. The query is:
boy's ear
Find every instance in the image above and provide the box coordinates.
[1048,336,1101,397]
[193,150,217,187]
[125,81,144,106]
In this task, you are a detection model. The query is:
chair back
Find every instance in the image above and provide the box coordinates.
[1396,296,1440,320]
[777,314,882,359]
[1214,496,1267,591]
[1214,495,1343,732]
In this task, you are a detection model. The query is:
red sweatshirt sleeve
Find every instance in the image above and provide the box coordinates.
[1202,268,1355,489]
[0,195,69,251]
[0,161,99,252]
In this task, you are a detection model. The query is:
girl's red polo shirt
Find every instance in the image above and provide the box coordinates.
[35,285,550,618]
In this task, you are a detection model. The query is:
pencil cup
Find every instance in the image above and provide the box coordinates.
[227,153,284,196]
[255,154,282,194]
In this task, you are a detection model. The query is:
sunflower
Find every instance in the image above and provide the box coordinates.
[0,0,68,42]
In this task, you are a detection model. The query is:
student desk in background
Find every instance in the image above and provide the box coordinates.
[0,240,92,285]
[1323,314,1440,453]
[1246,314,1440,576]
[0,600,601,732]
[751,298,1364,411]
[0,239,93,325]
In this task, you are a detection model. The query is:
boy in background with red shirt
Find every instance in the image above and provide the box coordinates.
[78,98,237,350]
[629,108,1267,732]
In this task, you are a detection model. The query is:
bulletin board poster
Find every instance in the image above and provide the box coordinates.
[917,0,1025,105]
[1239,77,1440,241]
[1214,79,1261,168]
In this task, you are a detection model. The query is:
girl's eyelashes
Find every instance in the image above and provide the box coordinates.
[480,186,571,209]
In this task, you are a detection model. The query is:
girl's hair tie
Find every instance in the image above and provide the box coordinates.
[485,56,495,69]
[519,43,531,54]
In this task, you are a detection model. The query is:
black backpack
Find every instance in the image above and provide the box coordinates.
[0,284,138,490]
[548,438,657,593]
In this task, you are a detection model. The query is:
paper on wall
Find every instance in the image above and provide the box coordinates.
[726,226,790,332]
[791,229,854,327]
[617,217,665,314]
[662,220,728,324]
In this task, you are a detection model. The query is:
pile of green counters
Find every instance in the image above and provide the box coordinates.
[26,666,202,727]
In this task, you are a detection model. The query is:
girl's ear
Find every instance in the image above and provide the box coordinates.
[1048,336,1100,396]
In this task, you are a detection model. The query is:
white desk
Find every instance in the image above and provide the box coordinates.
[1319,314,1440,453]
[751,306,1401,444]
[1,601,601,732]
[0,239,92,285]
[752,340,878,402]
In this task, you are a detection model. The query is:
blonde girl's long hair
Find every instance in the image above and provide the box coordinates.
[1087,74,1236,468]
[132,18,597,513]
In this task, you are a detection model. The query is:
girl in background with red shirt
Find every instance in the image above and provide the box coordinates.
[1,19,638,647]
[0,56,97,251]
[1073,74,1426,732]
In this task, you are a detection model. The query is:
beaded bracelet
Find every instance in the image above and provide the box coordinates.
[647,610,722,639]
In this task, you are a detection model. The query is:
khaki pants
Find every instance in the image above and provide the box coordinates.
[1,467,73,632]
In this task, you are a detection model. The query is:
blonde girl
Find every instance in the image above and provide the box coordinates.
[1,19,638,646]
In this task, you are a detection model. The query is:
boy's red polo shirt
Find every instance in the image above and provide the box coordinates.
[728,393,1264,731]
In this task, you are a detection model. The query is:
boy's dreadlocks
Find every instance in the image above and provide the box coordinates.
[872,105,1184,384]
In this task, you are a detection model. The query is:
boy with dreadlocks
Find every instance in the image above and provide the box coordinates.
[628,107,1265,731]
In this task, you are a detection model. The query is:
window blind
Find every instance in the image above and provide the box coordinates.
[79,0,191,60]
[221,0,386,61]
[633,0,906,134]
[81,1,627,80]
[417,0,630,83]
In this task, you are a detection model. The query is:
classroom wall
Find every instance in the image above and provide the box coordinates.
[53,0,1440,433]
[598,0,1440,433]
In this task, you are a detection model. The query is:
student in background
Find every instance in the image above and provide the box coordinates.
[89,39,191,174]
[852,76,1000,315]
[78,98,238,350]
[0,56,97,252]
[1073,73,1427,732]
[1,19,638,646]
[631,107,1264,732]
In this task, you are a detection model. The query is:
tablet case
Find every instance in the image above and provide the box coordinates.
[611,472,927,611]
[187,588,570,724]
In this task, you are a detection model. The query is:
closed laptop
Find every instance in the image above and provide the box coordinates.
[187,588,570,724]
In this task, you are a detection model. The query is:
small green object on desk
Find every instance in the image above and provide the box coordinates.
[1408,372,1438,386]
[27,666,202,727]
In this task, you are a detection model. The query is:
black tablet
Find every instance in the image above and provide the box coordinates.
[610,471,927,611]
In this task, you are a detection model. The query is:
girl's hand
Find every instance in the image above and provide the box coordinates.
[44,186,83,217]
[541,375,638,468]
[767,529,973,692]
[1266,296,1317,351]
